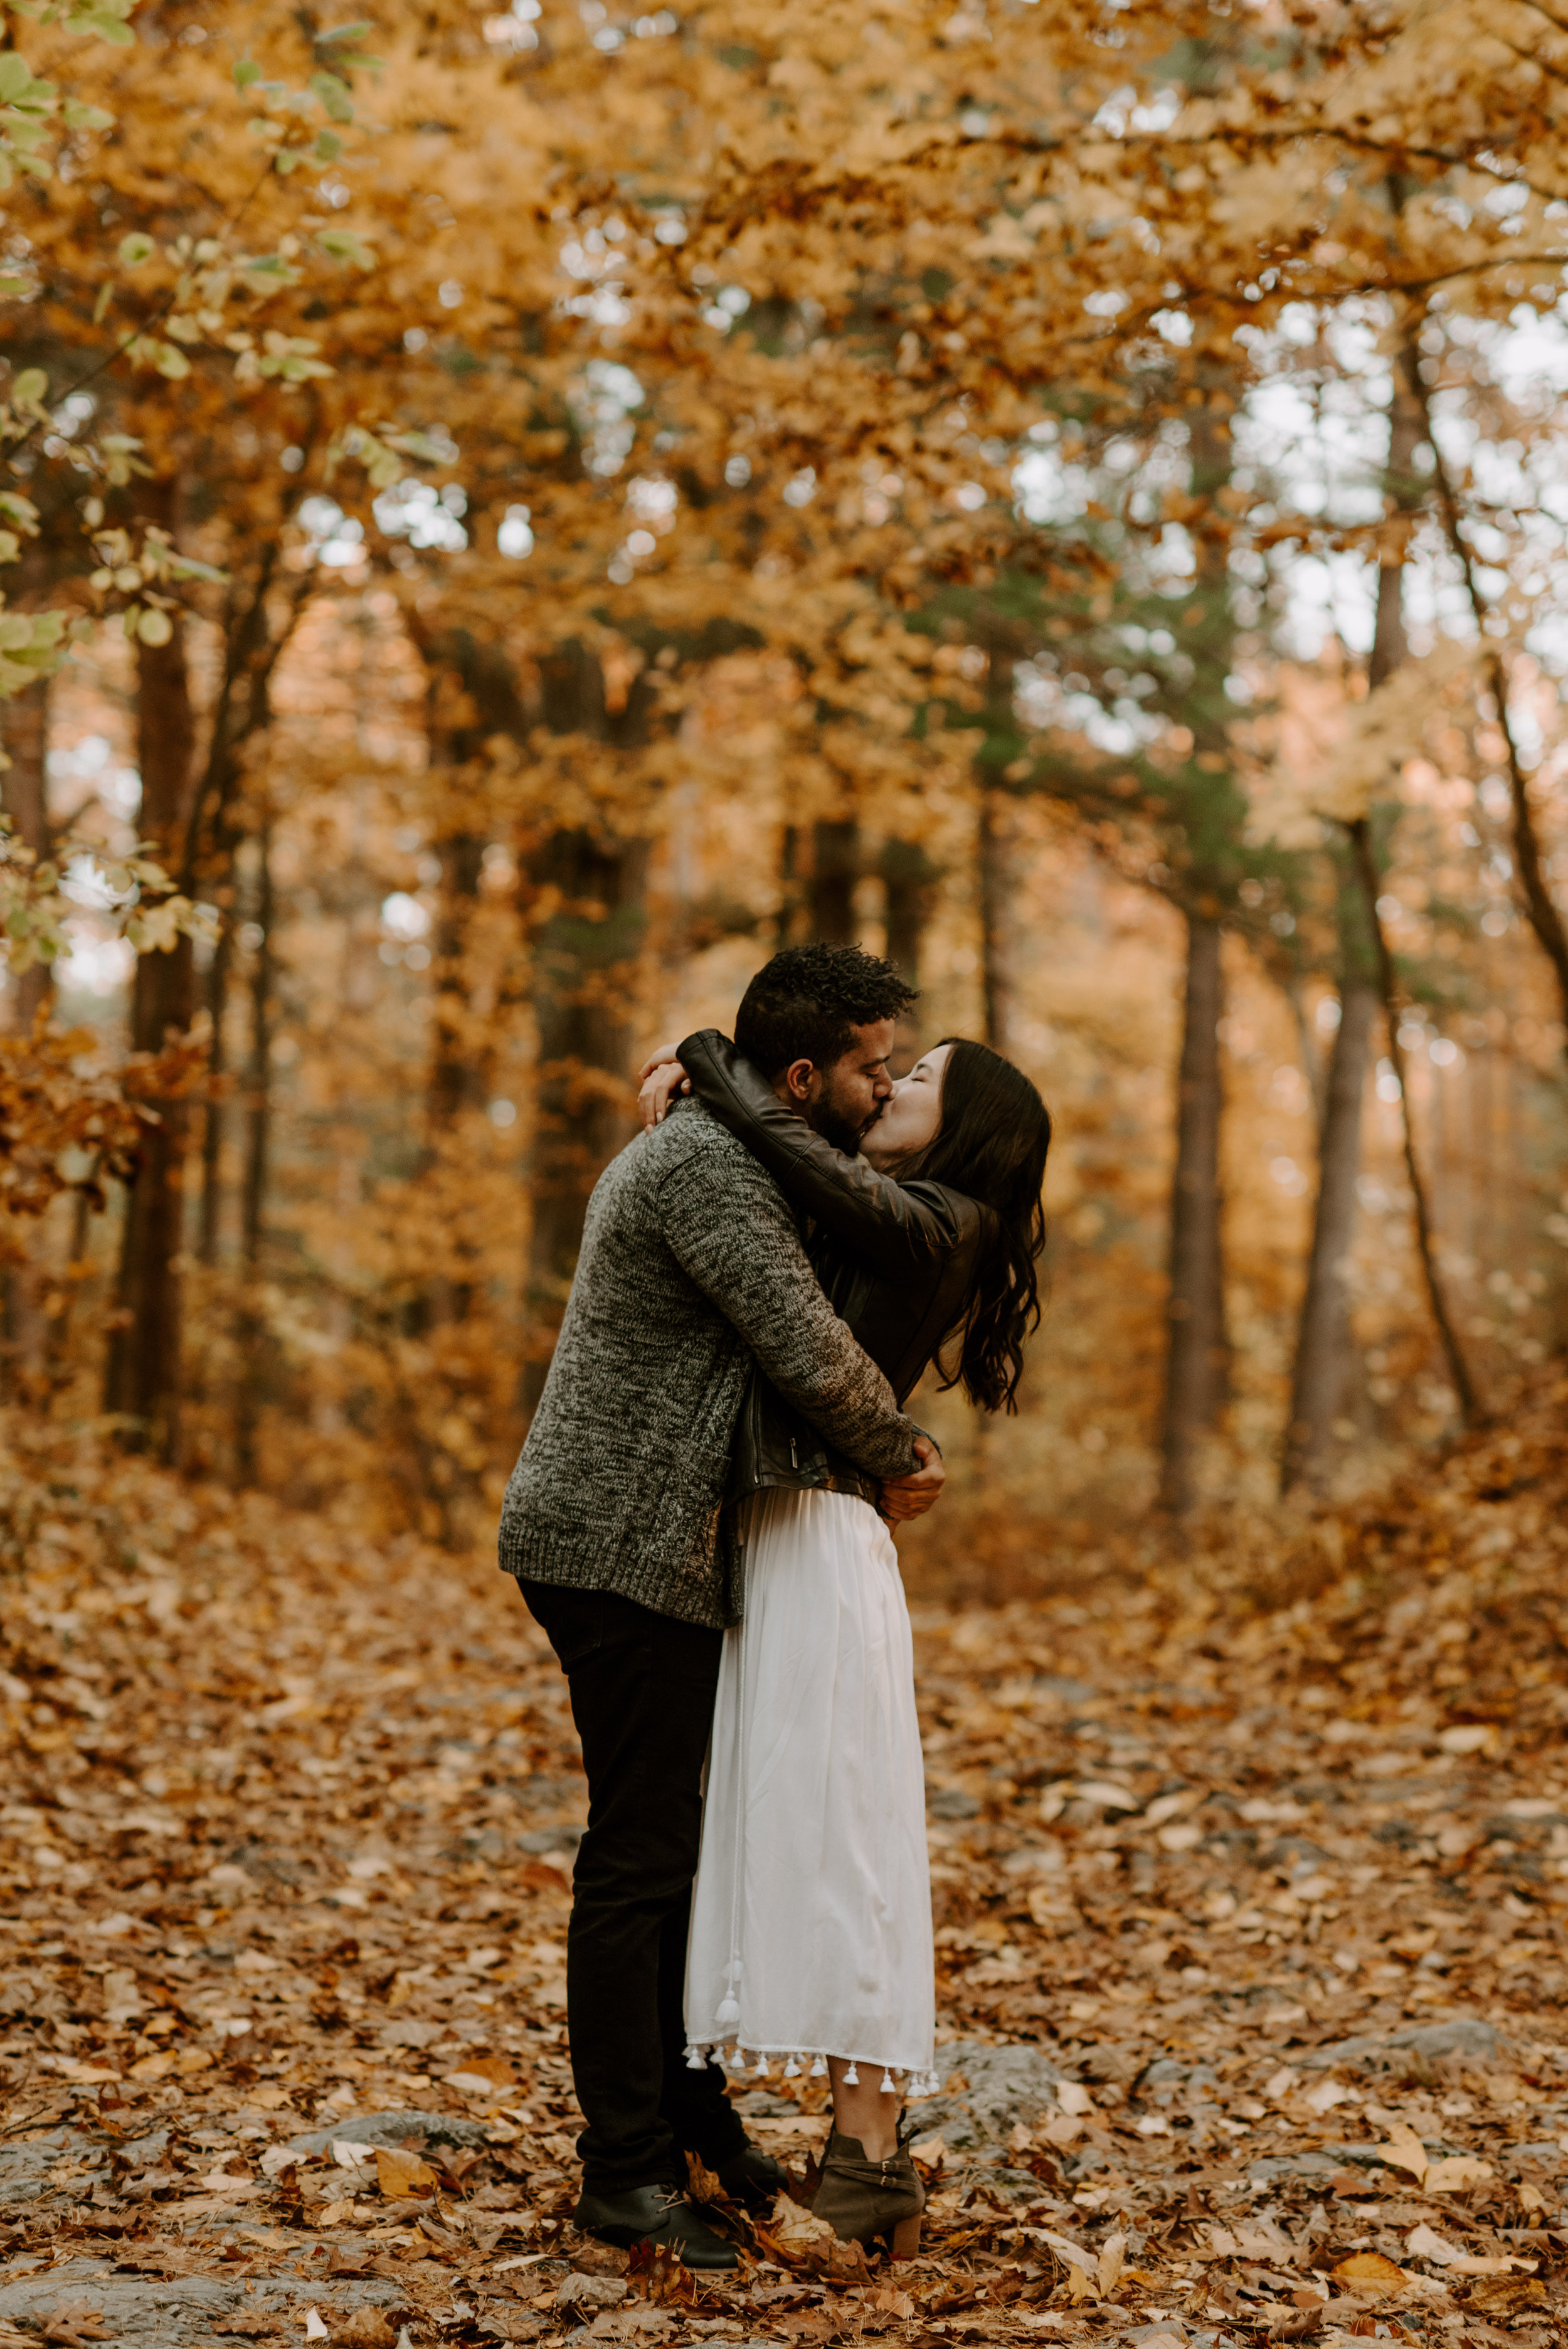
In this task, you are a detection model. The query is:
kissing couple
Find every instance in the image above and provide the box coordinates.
[497,944,1051,2268]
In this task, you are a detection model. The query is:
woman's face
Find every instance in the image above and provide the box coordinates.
[861,1044,951,1168]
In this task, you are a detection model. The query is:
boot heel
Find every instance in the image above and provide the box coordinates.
[887,2215,921,2261]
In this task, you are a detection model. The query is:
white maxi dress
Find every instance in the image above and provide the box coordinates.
[684,1485,938,2092]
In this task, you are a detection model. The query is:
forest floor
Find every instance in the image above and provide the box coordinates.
[0,1381,1567,2349]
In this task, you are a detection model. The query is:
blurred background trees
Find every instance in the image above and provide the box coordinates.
[3,0,1568,1579]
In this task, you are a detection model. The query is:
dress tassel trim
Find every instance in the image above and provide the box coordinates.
[687,2035,933,2096]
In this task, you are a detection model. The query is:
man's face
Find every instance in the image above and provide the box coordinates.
[802,1019,896,1154]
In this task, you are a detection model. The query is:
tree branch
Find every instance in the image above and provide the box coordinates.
[1348,817,1484,1429]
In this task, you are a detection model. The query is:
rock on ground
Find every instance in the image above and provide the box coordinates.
[0,2258,405,2348]
[904,2037,1063,2150]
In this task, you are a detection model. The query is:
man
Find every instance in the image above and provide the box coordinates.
[499,945,944,2269]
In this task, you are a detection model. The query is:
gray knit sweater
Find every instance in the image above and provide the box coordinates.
[498,1100,919,1628]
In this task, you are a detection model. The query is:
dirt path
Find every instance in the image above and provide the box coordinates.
[0,1400,1564,2347]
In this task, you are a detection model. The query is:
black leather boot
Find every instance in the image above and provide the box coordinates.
[573,2182,740,2269]
[712,2141,789,2212]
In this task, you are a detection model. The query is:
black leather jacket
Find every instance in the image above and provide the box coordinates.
[678,1032,990,1506]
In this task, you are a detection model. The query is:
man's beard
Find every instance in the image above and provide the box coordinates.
[811,1094,877,1157]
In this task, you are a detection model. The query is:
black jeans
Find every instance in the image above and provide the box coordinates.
[517,1577,747,2195]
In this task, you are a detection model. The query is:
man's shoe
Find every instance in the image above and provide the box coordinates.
[573,2182,739,2270]
[714,2143,789,2212]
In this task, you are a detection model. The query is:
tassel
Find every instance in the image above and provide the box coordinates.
[685,2044,707,2071]
[753,2050,770,2076]
[810,2054,827,2078]
[880,2070,896,2093]
[844,2062,859,2086]
[716,1996,740,2027]
[783,2055,802,2079]
[727,2046,747,2072]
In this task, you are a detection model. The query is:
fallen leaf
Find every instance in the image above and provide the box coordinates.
[866,2283,914,2318]
[128,2050,179,2081]
[1424,2155,1494,2192]
[1097,2230,1126,2295]
[374,2146,437,2198]
[1438,1724,1500,1756]
[1073,1780,1140,1810]
[336,2318,396,2349]
[1367,2120,1428,2181]
[1331,2251,1409,2292]
[444,2050,514,2090]
[304,2313,329,2341]
[34,2307,109,2349]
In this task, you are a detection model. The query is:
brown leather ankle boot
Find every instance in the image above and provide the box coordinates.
[811,2129,924,2259]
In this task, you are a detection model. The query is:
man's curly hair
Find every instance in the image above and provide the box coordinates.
[734,944,916,1079]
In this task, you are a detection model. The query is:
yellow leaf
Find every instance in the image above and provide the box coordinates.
[129,2049,178,2080]
[1370,2120,1428,2181]
[375,2145,437,2198]
[1332,2251,1409,2291]
[1424,2155,1495,2192]
[177,2046,215,2074]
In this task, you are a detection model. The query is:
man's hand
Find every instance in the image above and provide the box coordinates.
[879,1434,945,1524]
[636,1041,691,1131]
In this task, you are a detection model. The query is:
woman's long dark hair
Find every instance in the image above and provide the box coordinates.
[901,1038,1051,1414]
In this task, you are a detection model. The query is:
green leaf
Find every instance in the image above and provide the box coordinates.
[308,68,354,122]
[63,9,136,43]
[118,231,154,267]
[316,228,374,268]
[92,277,114,322]
[233,57,261,89]
[61,100,114,129]
[0,53,39,102]
[313,129,342,161]
[11,368,48,406]
[0,273,29,300]
[317,19,373,41]
[167,553,228,585]
[274,148,300,176]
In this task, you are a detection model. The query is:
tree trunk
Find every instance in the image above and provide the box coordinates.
[430,833,489,1130]
[1,673,51,1035]
[1281,357,1422,1495]
[879,835,937,1066]
[977,787,1013,1054]
[976,648,1019,1053]
[198,914,235,1266]
[1159,911,1227,1514]
[103,605,197,1458]
[1,674,53,1391]
[1349,818,1483,1428]
[1280,978,1377,1493]
[233,815,274,1486]
[520,639,650,1415]
[879,837,937,988]
[520,826,647,1413]
[808,817,859,943]
[1408,343,1568,1045]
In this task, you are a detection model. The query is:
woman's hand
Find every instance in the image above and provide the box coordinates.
[879,1435,945,1524]
[636,1041,691,1130]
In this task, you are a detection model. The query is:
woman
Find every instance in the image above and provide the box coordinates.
[638,1029,1051,2258]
